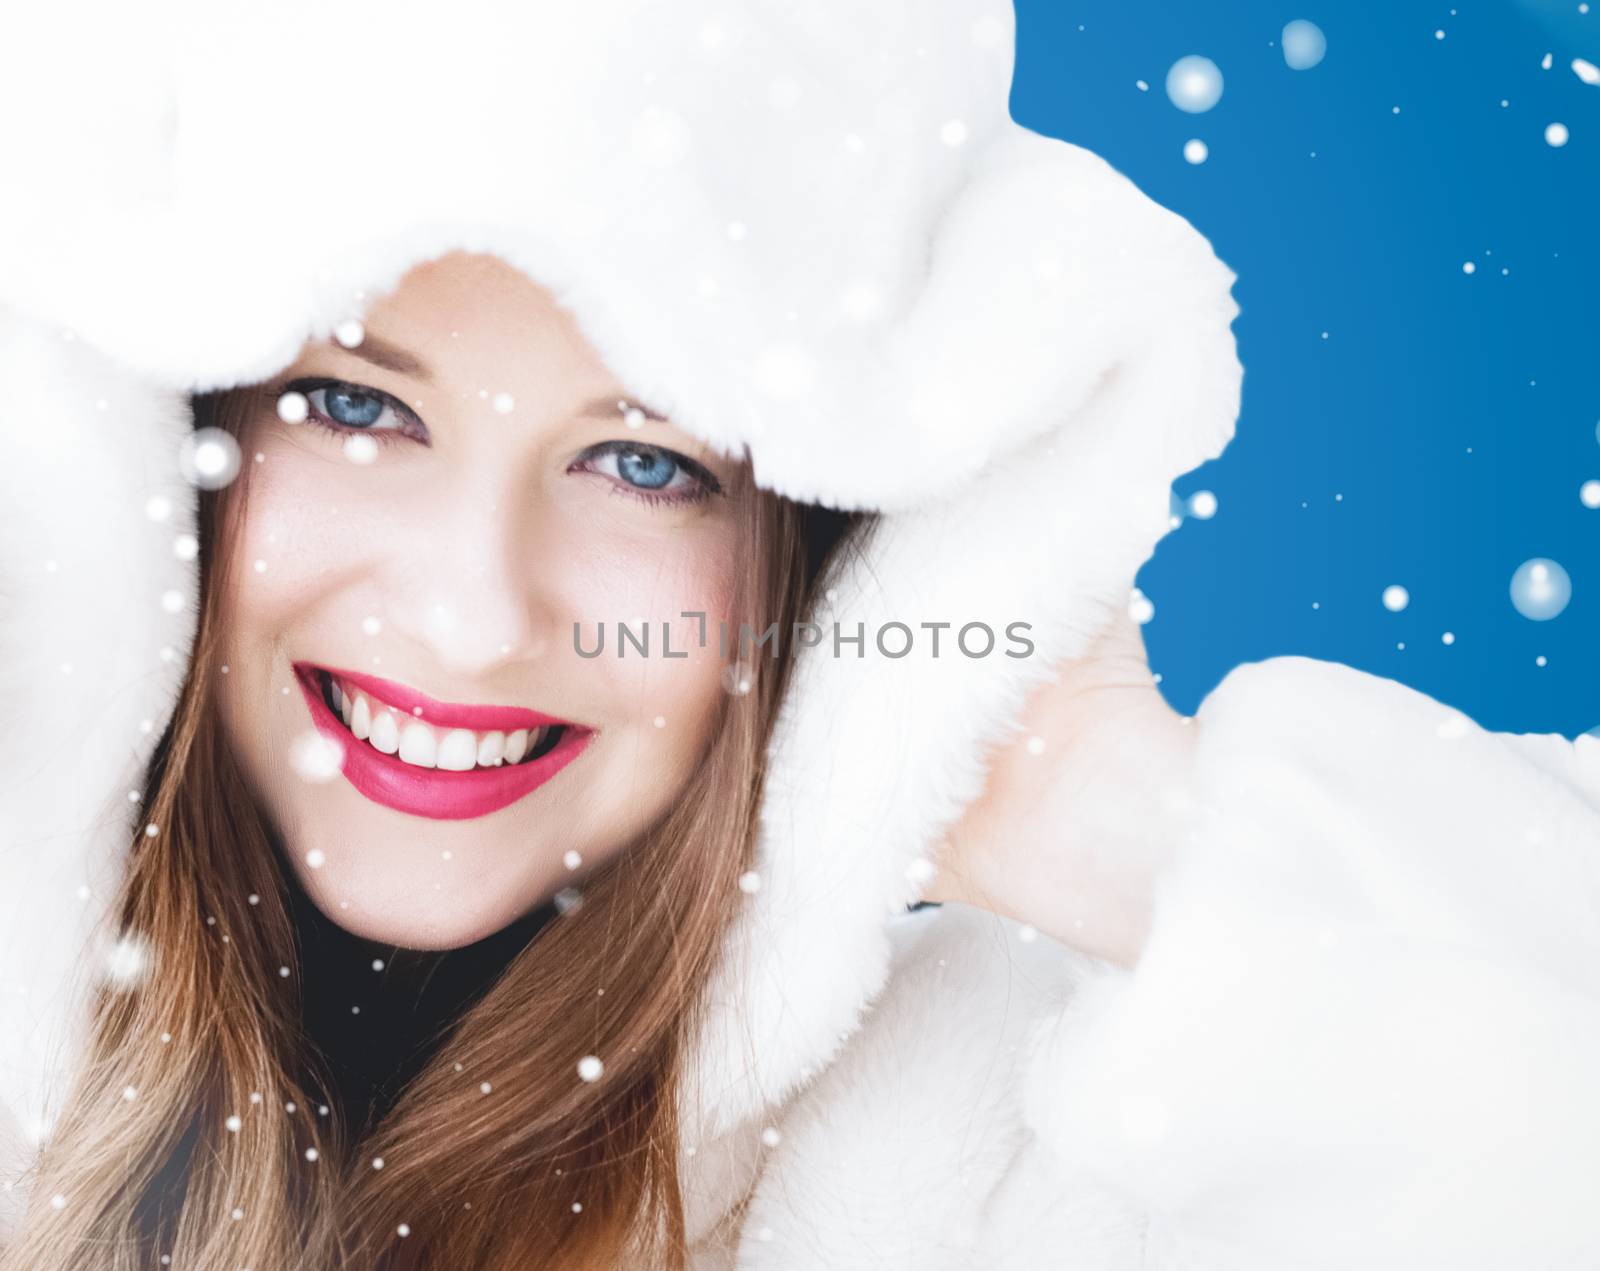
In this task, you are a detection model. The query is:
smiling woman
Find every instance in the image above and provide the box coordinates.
[1,251,870,1269]
[8,4,1600,1269]
[211,252,772,953]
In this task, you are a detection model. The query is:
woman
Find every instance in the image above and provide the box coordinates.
[3,2,1599,1268]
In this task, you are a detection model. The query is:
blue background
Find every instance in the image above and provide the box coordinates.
[1013,0,1598,736]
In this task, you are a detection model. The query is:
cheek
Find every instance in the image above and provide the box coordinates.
[525,522,737,853]
[547,512,735,622]
[499,513,742,861]
[214,442,379,776]
[543,516,738,733]
[218,448,370,657]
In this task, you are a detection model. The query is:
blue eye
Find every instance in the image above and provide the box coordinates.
[307,383,403,432]
[574,442,721,508]
[281,378,419,444]
[616,448,677,490]
[322,385,385,427]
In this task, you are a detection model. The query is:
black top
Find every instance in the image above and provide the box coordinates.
[282,860,562,1142]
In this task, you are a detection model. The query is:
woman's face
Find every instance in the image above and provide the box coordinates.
[216,252,743,949]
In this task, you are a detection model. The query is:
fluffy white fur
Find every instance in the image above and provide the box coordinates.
[3,1,1597,1265]
[1019,658,1600,1271]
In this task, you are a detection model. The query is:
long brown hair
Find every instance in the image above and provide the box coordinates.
[1,382,868,1269]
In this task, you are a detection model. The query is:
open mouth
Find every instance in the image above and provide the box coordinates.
[313,667,567,771]
[290,660,594,821]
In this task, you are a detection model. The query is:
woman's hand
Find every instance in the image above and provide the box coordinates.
[921,605,1200,968]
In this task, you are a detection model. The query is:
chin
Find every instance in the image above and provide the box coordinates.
[293,863,531,951]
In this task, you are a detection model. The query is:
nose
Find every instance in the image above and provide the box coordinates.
[383,483,559,680]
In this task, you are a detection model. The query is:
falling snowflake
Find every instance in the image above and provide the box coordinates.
[276,391,309,424]
[104,933,152,988]
[1509,558,1571,620]
[179,428,241,491]
[1282,20,1327,70]
[1166,55,1224,113]
[720,663,754,696]
[343,435,379,466]
[290,730,346,783]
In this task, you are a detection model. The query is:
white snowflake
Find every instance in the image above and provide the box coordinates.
[1510,558,1571,620]
[1166,56,1223,112]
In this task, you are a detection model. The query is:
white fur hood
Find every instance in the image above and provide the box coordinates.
[0,0,1235,1153]
[7,2,1598,1267]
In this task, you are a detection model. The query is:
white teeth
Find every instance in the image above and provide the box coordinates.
[437,729,479,771]
[322,673,560,772]
[398,721,438,768]
[368,708,400,755]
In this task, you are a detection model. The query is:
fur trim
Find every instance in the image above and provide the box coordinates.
[1020,656,1600,1270]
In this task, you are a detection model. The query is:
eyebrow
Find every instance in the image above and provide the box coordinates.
[332,333,673,424]
[576,395,672,424]
[338,332,432,381]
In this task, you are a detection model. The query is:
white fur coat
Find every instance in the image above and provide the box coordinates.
[2,1,1598,1266]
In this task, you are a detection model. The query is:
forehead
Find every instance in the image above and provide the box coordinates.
[355,252,626,406]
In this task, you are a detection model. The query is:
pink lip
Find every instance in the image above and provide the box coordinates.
[291,662,594,822]
[297,661,575,732]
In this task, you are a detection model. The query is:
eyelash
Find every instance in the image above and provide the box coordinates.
[278,377,722,509]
